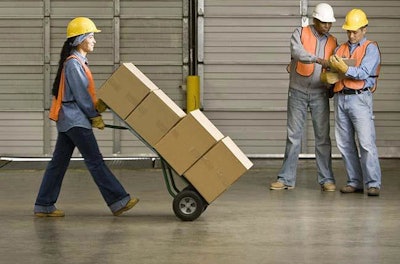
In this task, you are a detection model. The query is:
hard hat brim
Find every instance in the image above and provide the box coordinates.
[67,29,101,39]
[342,24,367,31]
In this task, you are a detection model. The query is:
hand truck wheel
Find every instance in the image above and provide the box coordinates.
[173,189,207,221]
[182,185,208,212]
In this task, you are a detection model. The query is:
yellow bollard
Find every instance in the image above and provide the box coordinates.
[186,75,200,113]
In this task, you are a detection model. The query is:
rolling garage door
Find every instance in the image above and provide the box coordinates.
[200,0,400,157]
[0,1,45,156]
[0,0,185,157]
[1,0,399,158]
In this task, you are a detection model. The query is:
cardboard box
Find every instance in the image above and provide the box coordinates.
[154,109,224,175]
[184,136,253,203]
[97,63,159,119]
[125,89,186,146]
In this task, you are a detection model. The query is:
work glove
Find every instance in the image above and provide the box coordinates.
[95,99,108,113]
[91,116,105,130]
[329,55,349,74]
[320,72,340,84]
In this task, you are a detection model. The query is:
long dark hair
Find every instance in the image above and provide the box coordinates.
[52,36,77,98]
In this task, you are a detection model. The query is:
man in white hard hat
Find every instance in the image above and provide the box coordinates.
[270,3,337,191]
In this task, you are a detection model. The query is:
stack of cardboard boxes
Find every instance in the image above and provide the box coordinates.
[98,63,253,203]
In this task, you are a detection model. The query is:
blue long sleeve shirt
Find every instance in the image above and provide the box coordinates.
[56,51,99,132]
[343,37,380,89]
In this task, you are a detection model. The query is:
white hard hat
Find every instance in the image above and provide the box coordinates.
[312,3,336,23]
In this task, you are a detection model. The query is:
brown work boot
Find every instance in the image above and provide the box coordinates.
[270,181,294,190]
[367,187,380,196]
[113,198,139,216]
[321,182,336,192]
[34,209,65,217]
[340,185,363,194]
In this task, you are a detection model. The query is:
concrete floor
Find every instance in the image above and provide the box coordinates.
[0,158,399,264]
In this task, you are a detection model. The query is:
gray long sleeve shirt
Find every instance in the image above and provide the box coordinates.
[288,25,334,93]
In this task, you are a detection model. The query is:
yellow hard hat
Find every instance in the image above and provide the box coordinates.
[66,17,101,38]
[342,9,368,31]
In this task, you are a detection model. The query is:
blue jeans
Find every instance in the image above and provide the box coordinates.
[34,127,131,214]
[277,88,334,186]
[334,91,381,189]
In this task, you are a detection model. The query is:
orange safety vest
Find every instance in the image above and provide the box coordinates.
[49,55,97,121]
[295,26,337,76]
[333,40,381,93]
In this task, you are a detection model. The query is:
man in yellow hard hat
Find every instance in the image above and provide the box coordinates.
[270,3,337,191]
[329,9,382,196]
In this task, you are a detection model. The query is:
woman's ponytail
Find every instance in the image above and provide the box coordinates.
[52,37,76,98]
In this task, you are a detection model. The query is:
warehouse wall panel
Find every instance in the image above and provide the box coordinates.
[202,0,400,157]
[0,0,185,157]
[0,0,399,158]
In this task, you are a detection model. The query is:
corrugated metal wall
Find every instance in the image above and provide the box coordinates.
[0,0,185,157]
[201,0,400,157]
[0,0,399,158]
[200,0,300,156]
[0,0,45,156]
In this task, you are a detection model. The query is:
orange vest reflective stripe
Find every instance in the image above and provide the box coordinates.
[49,55,97,121]
[295,26,337,76]
[333,40,381,92]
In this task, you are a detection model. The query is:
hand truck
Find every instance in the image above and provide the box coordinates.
[105,121,208,221]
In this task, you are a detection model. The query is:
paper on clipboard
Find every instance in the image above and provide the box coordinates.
[330,58,356,73]
[343,58,356,66]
